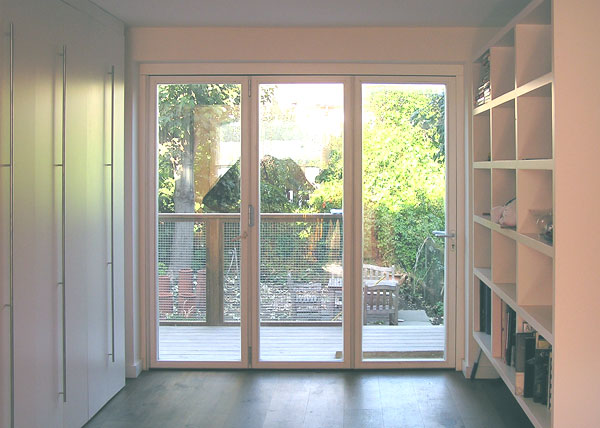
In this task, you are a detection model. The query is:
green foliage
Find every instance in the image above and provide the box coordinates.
[311,86,447,322]
[374,198,444,271]
[157,84,241,214]
[310,136,343,212]
[362,87,445,212]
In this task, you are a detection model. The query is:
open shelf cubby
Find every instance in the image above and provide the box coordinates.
[491,168,516,209]
[473,169,491,216]
[517,83,553,160]
[515,24,552,86]
[517,169,553,243]
[490,44,515,99]
[474,223,491,270]
[492,231,516,285]
[491,100,516,160]
[473,110,491,161]
[515,0,552,87]
[517,244,553,307]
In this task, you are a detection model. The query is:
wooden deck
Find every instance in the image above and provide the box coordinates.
[158,325,445,362]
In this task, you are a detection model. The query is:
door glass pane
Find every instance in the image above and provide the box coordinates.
[258,83,344,362]
[156,83,242,361]
[361,83,447,361]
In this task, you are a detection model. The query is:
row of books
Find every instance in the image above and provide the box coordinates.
[478,281,553,409]
[514,323,553,409]
[479,280,492,334]
[475,51,491,107]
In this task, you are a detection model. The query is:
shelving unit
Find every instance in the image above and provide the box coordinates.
[471,1,553,427]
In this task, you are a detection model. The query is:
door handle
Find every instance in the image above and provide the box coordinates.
[57,44,67,403]
[106,65,115,363]
[432,230,456,239]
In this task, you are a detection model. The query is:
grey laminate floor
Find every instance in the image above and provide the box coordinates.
[85,370,533,428]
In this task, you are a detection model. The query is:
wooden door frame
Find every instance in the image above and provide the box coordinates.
[138,64,465,371]
[146,75,250,369]
[352,75,459,369]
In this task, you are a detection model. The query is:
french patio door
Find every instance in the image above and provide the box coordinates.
[149,74,456,369]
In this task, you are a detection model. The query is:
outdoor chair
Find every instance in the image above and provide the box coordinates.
[325,263,400,325]
[362,264,399,325]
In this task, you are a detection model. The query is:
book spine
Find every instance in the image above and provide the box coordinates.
[532,348,551,404]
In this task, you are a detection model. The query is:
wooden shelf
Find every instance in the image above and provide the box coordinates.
[472,72,553,115]
[473,159,553,170]
[473,332,551,428]
[473,215,553,258]
[474,268,553,344]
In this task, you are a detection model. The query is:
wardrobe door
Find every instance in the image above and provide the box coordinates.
[59,3,93,427]
[0,2,13,427]
[84,14,125,418]
[9,0,65,426]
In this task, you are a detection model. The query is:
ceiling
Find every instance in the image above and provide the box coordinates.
[89,0,531,27]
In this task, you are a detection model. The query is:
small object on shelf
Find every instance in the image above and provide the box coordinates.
[491,197,517,227]
[530,209,553,243]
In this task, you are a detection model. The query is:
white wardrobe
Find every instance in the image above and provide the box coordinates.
[0,0,125,427]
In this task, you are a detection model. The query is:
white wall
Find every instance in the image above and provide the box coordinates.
[553,0,600,426]
[125,25,496,373]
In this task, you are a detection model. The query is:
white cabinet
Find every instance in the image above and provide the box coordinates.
[0,1,125,427]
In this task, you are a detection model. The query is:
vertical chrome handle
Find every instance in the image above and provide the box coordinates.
[58,45,67,403]
[5,22,16,428]
[248,204,254,227]
[106,65,115,363]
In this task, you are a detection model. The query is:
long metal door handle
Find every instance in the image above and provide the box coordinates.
[106,65,115,363]
[58,45,67,403]
[432,230,456,239]
[6,22,15,428]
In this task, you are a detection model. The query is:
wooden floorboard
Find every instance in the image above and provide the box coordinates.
[159,325,445,362]
[84,370,534,428]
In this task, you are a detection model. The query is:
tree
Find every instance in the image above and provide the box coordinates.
[310,85,446,284]
[158,84,240,279]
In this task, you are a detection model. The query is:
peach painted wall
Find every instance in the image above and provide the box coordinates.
[553,0,600,426]
[127,26,495,64]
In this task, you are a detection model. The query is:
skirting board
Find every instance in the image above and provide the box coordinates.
[126,359,143,378]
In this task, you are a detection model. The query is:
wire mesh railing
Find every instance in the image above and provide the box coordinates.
[157,213,343,324]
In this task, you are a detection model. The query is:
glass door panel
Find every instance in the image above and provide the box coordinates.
[257,83,345,362]
[156,82,243,362]
[361,83,449,361]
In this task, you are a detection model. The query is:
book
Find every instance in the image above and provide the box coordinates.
[547,350,553,409]
[515,332,535,395]
[503,305,516,366]
[479,281,492,334]
[532,348,551,404]
[501,302,507,361]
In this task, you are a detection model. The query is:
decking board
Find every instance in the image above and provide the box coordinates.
[158,325,445,362]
